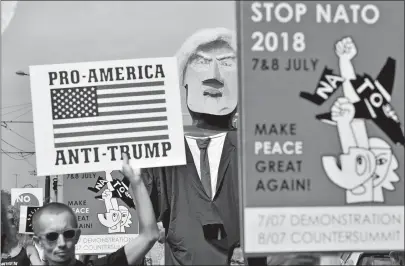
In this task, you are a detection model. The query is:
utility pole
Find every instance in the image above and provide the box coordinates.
[13,174,19,187]
[45,176,50,204]
[52,177,58,202]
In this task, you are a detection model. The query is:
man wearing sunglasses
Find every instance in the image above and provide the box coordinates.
[26,154,159,266]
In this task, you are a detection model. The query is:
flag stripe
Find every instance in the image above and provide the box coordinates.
[98,99,165,107]
[96,81,164,90]
[97,94,166,104]
[55,130,169,143]
[97,90,165,99]
[54,125,168,138]
[98,103,166,112]
[99,107,166,116]
[54,121,167,134]
[54,134,169,148]
[97,86,164,95]
[53,112,167,125]
[53,116,167,129]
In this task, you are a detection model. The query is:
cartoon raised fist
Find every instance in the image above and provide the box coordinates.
[335,37,357,61]
[331,97,355,124]
[101,190,113,200]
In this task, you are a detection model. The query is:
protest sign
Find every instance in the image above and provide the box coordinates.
[237,1,404,254]
[63,171,139,254]
[29,57,186,176]
[19,206,41,234]
[11,188,43,210]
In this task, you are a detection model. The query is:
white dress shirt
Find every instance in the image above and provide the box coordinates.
[185,132,227,199]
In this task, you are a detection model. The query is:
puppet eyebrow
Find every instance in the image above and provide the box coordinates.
[216,53,235,60]
[195,52,212,60]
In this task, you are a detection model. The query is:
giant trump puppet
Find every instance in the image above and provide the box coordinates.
[141,28,240,265]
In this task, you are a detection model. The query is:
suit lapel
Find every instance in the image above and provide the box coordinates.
[214,133,235,198]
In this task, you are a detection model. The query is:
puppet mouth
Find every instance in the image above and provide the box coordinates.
[203,88,223,98]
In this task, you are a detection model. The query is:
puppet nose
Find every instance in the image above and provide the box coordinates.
[203,61,223,87]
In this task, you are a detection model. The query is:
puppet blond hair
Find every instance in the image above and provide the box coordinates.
[175,27,236,86]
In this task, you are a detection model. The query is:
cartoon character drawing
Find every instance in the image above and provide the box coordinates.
[118,205,132,233]
[98,190,122,233]
[97,185,132,233]
[321,37,400,203]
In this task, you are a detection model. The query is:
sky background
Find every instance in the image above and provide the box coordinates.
[1,1,236,191]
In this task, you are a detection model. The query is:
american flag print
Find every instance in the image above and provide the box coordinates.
[51,81,169,148]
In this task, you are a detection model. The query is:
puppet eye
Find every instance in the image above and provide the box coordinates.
[194,56,210,65]
[218,58,235,67]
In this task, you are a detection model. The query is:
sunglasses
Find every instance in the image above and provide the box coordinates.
[42,229,77,242]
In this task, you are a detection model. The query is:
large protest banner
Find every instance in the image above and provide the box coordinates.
[63,171,139,254]
[237,1,404,254]
[29,57,186,176]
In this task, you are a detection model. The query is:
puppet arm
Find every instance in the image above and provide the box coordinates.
[141,168,167,222]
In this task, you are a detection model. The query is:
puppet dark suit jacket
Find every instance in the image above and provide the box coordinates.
[141,131,240,265]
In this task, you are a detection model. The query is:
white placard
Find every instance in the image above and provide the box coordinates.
[29,57,186,175]
[244,206,404,253]
[75,234,138,254]
[11,188,43,206]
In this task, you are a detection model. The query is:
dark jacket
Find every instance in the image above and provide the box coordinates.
[141,132,240,265]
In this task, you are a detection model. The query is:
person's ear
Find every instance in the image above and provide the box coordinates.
[74,229,81,244]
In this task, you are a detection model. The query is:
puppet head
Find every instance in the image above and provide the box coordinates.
[176,28,237,129]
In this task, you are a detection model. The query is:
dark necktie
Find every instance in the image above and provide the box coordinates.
[196,138,212,199]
